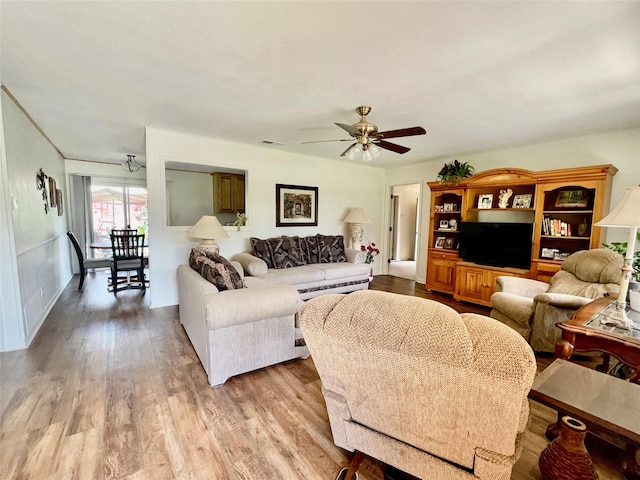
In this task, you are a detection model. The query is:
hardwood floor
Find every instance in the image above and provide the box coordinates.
[0,272,625,479]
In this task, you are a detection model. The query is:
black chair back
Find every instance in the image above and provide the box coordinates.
[109,232,147,295]
[111,233,145,259]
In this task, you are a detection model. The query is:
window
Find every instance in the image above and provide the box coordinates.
[91,183,148,245]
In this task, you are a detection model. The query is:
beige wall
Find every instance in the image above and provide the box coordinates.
[1,90,71,351]
[386,128,640,284]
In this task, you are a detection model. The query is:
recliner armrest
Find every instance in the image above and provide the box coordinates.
[533,292,594,309]
[490,292,536,327]
[495,276,549,297]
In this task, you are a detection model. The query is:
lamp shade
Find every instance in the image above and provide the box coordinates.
[344,207,371,224]
[595,186,640,228]
[188,215,230,240]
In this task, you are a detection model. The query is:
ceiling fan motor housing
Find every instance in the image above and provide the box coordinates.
[353,106,378,139]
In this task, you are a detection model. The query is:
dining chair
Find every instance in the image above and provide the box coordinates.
[109,232,147,295]
[66,231,113,290]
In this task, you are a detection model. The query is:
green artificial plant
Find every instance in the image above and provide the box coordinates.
[602,231,640,282]
[436,160,475,184]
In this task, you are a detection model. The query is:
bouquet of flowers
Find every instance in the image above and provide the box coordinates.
[361,242,380,264]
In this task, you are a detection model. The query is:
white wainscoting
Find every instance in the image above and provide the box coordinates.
[16,234,72,345]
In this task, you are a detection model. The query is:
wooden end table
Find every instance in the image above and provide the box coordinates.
[555,297,640,384]
[529,359,640,479]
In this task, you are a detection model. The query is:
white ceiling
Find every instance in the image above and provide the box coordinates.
[2,1,639,168]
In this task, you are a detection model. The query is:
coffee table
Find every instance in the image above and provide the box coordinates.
[555,297,640,383]
[529,359,640,479]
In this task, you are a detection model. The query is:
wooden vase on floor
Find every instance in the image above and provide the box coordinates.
[539,416,598,480]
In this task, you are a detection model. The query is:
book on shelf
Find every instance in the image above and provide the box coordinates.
[542,217,573,237]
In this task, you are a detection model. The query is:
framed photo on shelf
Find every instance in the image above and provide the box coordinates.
[555,189,588,208]
[443,203,453,212]
[439,219,450,230]
[512,193,532,208]
[444,238,454,249]
[553,252,569,261]
[540,247,559,259]
[477,194,493,209]
[276,184,318,227]
[434,236,446,249]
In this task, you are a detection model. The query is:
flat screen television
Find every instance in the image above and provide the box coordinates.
[459,222,534,269]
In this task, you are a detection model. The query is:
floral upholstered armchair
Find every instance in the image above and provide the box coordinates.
[490,248,623,352]
[300,290,536,480]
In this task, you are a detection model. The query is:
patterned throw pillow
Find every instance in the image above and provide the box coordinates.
[267,236,306,269]
[301,235,319,264]
[250,237,274,269]
[316,234,347,263]
[189,248,244,291]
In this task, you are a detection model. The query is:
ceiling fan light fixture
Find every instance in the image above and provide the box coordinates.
[362,149,373,162]
[369,144,381,158]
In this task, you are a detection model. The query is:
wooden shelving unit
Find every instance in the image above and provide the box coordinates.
[425,165,617,304]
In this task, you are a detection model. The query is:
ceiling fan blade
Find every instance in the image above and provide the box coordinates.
[340,144,357,157]
[376,126,426,139]
[335,122,361,137]
[376,140,410,154]
[301,138,353,144]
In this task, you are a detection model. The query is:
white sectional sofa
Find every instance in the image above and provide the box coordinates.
[232,234,371,300]
[177,261,309,387]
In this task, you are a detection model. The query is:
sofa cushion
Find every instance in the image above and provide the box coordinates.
[250,237,274,268]
[255,265,326,285]
[316,234,347,263]
[267,236,306,269]
[189,248,244,291]
[309,262,371,280]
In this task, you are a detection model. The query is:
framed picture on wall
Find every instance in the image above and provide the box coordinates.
[276,184,318,227]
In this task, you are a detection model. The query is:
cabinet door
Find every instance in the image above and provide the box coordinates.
[455,266,489,303]
[214,173,234,213]
[426,251,457,293]
[234,175,245,213]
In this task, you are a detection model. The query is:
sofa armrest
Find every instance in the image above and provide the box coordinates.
[345,248,366,264]
[231,252,268,276]
[533,292,594,309]
[495,276,549,297]
[204,283,302,330]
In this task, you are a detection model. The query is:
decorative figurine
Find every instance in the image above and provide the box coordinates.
[498,188,513,209]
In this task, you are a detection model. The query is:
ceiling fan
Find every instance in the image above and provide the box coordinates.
[302,106,426,161]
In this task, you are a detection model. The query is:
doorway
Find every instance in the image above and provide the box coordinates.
[388,183,420,280]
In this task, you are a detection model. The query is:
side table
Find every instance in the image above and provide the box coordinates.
[555,297,640,384]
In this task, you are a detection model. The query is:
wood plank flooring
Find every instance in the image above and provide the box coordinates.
[0,272,626,479]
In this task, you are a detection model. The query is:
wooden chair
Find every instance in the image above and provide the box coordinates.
[66,231,112,290]
[109,232,147,295]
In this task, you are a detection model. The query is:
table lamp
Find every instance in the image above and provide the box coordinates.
[594,186,640,329]
[343,207,371,250]
[188,215,229,254]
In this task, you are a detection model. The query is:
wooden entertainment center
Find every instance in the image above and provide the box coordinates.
[426,165,617,306]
